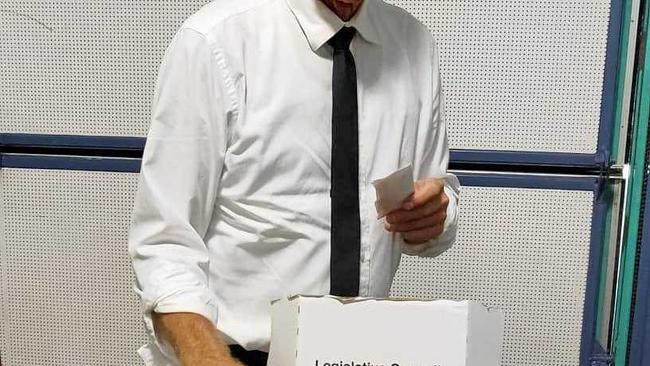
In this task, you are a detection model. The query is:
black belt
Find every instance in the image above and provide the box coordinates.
[229,345,268,366]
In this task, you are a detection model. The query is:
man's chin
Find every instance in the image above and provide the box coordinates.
[335,7,356,20]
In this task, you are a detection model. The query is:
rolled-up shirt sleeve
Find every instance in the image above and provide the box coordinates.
[128,27,234,362]
[401,35,460,258]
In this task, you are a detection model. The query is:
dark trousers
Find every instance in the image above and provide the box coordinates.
[229,345,269,366]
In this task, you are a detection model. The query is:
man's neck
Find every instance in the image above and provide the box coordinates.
[319,0,364,22]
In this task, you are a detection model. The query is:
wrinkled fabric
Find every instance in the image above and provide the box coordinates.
[128,0,460,364]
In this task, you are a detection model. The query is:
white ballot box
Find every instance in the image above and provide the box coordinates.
[268,296,503,366]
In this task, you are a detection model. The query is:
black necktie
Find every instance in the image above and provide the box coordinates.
[328,27,360,297]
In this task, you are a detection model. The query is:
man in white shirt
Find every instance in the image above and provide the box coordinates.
[128,0,460,365]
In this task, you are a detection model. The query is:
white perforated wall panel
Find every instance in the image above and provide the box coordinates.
[3,0,611,152]
[386,0,610,153]
[391,186,594,365]
[0,1,209,136]
[0,169,146,366]
[0,170,7,363]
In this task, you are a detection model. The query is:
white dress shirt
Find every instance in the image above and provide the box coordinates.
[128,0,460,364]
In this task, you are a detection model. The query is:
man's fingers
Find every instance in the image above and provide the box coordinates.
[385,210,446,233]
[402,224,445,244]
[387,194,448,224]
[403,178,444,210]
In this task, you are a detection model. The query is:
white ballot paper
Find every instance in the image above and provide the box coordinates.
[372,164,414,218]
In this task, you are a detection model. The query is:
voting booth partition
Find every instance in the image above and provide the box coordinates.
[0,168,602,366]
[0,169,146,365]
[0,0,640,365]
[392,176,602,365]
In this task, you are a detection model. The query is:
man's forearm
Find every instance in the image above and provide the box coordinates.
[152,312,242,366]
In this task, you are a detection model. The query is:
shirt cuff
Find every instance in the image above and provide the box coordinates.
[138,286,219,365]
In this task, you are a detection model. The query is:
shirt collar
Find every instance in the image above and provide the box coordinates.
[285,0,380,52]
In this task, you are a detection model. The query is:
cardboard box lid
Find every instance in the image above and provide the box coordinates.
[269,296,504,366]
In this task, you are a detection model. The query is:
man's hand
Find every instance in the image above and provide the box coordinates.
[384,178,449,244]
[153,312,245,366]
